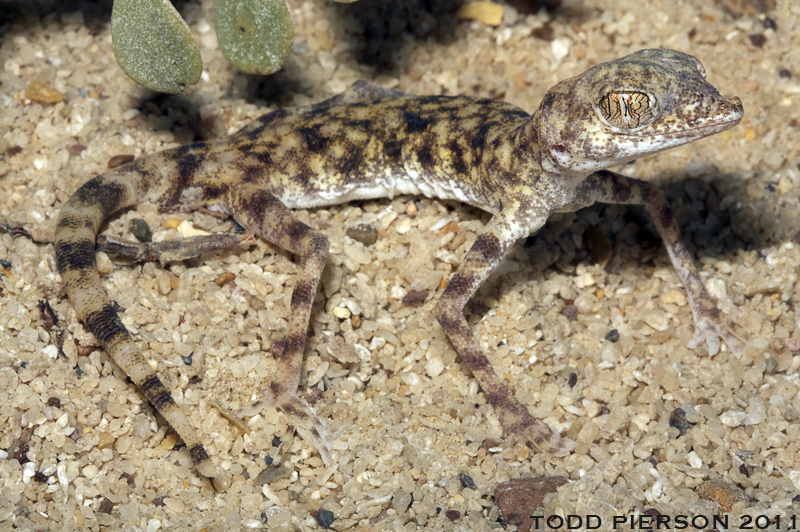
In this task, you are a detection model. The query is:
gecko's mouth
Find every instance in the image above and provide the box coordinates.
[681,95,745,135]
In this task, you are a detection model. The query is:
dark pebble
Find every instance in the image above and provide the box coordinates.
[316,509,335,529]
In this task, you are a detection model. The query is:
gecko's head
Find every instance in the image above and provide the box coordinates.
[537,49,743,174]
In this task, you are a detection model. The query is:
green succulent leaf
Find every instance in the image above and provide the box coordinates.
[213,0,293,75]
[111,0,203,94]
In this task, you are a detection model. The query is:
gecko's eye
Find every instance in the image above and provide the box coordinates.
[597,91,656,130]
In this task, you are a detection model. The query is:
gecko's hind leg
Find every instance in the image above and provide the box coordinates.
[226,185,331,466]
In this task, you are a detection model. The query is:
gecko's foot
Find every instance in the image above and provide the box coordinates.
[238,394,332,466]
[501,405,576,457]
[688,306,747,356]
[278,394,332,466]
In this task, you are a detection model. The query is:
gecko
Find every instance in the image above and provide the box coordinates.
[51,49,744,487]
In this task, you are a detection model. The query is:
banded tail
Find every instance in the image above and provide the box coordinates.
[54,161,220,484]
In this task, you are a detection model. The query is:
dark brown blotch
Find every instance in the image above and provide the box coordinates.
[297,126,329,153]
[202,182,230,200]
[290,279,315,312]
[471,232,502,262]
[280,401,308,419]
[189,443,211,467]
[236,163,264,184]
[403,110,432,134]
[71,177,127,215]
[54,240,97,274]
[175,149,207,187]
[82,304,125,345]
[447,138,468,175]
[281,331,308,361]
[470,121,494,149]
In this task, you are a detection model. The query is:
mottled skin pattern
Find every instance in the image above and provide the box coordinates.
[53,49,744,485]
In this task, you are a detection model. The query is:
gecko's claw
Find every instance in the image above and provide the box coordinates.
[237,394,332,466]
[500,403,576,457]
[688,309,747,356]
[274,395,332,466]
[514,419,576,457]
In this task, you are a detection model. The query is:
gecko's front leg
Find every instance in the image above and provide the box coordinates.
[433,215,576,455]
[570,170,747,355]
[226,184,331,465]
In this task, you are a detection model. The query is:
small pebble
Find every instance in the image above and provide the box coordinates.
[696,479,746,512]
[165,218,182,229]
[561,303,578,321]
[394,217,412,234]
[316,509,335,529]
[445,509,461,521]
[160,433,177,450]
[82,464,99,479]
[254,464,292,485]
[163,498,185,513]
[106,400,125,418]
[785,337,800,352]
[456,1,504,26]
[459,473,476,490]
[24,81,65,104]
[332,306,351,319]
[346,224,378,246]
[749,33,767,47]
[425,355,445,378]
[22,462,36,484]
[661,289,686,305]
[532,24,555,40]
[392,489,412,513]
[214,272,236,286]
[99,498,114,514]
[668,408,693,435]
[605,329,619,342]
[130,219,153,243]
[402,289,428,306]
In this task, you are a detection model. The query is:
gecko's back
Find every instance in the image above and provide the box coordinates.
[161,91,534,215]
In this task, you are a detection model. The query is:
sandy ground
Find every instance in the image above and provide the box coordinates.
[1,0,800,530]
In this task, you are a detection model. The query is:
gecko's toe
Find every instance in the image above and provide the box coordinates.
[506,412,575,457]
[689,316,747,357]
[296,416,332,466]
[689,329,721,356]
[277,395,333,466]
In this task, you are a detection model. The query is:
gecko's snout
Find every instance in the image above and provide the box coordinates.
[717,95,744,127]
[727,96,744,118]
